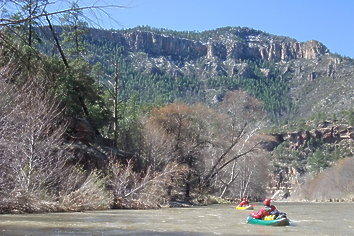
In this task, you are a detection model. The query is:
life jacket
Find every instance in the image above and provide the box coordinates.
[263,215,276,220]
[262,205,276,217]
[250,205,274,219]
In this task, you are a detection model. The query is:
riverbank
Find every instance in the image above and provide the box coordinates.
[2,192,354,215]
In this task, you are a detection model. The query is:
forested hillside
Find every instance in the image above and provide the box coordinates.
[0,1,353,213]
[33,24,354,126]
[36,25,294,122]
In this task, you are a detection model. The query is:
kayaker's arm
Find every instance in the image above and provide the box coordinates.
[250,208,265,219]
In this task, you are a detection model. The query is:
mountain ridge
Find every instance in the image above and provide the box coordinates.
[87,26,330,63]
[41,25,354,121]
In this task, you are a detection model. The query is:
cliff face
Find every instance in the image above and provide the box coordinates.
[109,29,329,64]
[207,37,328,62]
[265,122,354,151]
[125,31,207,60]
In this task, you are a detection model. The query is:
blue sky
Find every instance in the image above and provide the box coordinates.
[51,0,354,58]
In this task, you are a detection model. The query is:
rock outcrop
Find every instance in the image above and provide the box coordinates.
[125,31,207,60]
[104,28,329,65]
[66,118,133,169]
[265,121,354,151]
[259,121,354,200]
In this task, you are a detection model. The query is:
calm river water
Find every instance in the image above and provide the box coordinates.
[0,202,353,235]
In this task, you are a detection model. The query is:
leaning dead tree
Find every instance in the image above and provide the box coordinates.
[0,1,126,27]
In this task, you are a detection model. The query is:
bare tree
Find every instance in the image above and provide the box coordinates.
[60,169,112,211]
[0,81,63,189]
[141,120,175,171]
[0,74,111,212]
[218,160,239,198]
[199,90,270,199]
[107,157,186,208]
[140,101,269,201]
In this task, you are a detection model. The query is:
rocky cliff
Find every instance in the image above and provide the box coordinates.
[103,28,329,63]
[95,27,330,74]
[261,121,354,151]
[259,121,354,199]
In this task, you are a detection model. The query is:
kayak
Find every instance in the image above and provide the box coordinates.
[246,216,290,226]
[235,205,254,210]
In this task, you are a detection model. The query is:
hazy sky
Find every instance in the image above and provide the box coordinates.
[50,0,354,58]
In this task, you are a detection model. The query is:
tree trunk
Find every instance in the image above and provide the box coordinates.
[113,61,119,146]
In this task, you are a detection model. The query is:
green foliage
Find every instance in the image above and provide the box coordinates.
[125,26,264,42]
[60,2,89,58]
[272,141,307,174]
[307,145,345,173]
[4,0,46,45]
[273,136,352,175]
[119,72,202,104]
[310,112,328,124]
[68,59,110,128]
[206,61,293,122]
[36,55,110,130]
[203,62,293,123]
[343,108,354,126]
[116,96,145,152]
[242,69,293,122]
[206,76,240,90]
[293,119,311,131]
[36,25,296,122]
[99,48,203,105]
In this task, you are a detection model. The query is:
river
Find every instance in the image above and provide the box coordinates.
[0,202,353,235]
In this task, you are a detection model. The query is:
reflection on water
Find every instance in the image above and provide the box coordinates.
[0,202,353,235]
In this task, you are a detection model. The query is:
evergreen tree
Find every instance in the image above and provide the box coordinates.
[60,2,88,58]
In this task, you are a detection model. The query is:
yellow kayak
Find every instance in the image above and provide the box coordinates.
[235,205,254,210]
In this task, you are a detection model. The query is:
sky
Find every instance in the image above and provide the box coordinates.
[50,0,354,58]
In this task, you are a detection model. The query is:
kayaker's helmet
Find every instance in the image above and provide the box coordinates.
[242,197,247,201]
[264,198,271,206]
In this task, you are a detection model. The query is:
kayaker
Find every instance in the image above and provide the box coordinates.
[237,197,250,207]
[249,198,278,219]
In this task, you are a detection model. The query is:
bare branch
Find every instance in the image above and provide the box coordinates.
[0,5,128,27]
[205,122,248,182]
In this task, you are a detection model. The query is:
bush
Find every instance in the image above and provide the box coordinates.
[0,79,112,213]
